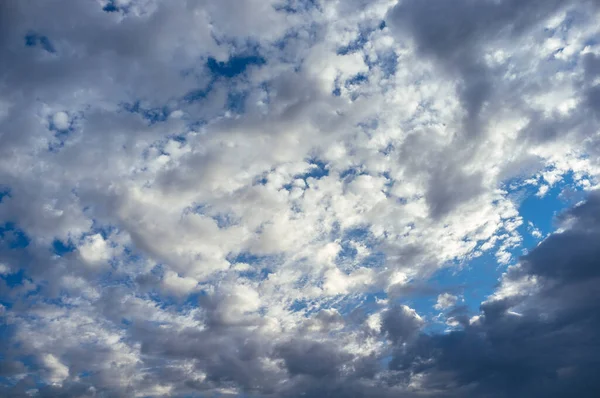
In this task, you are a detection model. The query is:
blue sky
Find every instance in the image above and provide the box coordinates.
[1,0,600,397]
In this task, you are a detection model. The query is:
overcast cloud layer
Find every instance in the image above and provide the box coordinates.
[1,0,600,397]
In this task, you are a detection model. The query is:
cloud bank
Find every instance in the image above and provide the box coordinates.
[1,0,600,396]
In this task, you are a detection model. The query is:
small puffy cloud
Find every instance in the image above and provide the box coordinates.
[201,283,261,327]
[78,234,112,266]
[381,305,423,344]
[0,263,10,275]
[323,267,373,295]
[52,111,70,130]
[434,293,458,310]
[536,184,550,197]
[162,270,198,296]
[528,221,543,239]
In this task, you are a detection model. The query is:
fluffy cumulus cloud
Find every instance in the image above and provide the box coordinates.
[1,0,600,396]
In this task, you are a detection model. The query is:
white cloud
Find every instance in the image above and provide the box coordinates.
[52,111,70,130]
[162,270,198,296]
[536,184,550,197]
[78,234,113,266]
[434,293,458,310]
[41,354,69,385]
[1,0,600,395]
[0,263,10,275]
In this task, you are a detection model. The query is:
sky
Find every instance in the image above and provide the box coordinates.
[1,0,600,397]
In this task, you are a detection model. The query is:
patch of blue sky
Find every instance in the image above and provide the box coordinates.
[230,249,272,264]
[77,370,94,381]
[237,266,273,282]
[51,239,75,256]
[228,251,279,281]
[1,269,26,291]
[337,34,370,56]
[517,172,582,245]
[290,293,356,318]
[121,101,171,125]
[254,173,270,186]
[338,166,366,182]
[289,298,312,313]
[332,294,382,323]
[336,21,397,78]
[300,159,329,180]
[226,90,248,114]
[39,296,79,311]
[182,85,213,104]
[102,1,118,12]
[212,212,241,229]
[179,290,208,310]
[335,226,383,267]
[346,73,368,86]
[273,0,320,14]
[102,0,125,13]
[0,187,10,203]
[370,50,398,78]
[358,117,379,131]
[399,260,492,334]
[182,54,265,117]
[145,290,197,311]
[337,19,387,56]
[188,204,240,229]
[206,55,265,79]
[281,159,329,190]
[24,32,55,53]
[0,271,30,312]
[347,290,389,316]
[168,133,188,145]
[92,264,135,290]
[334,74,369,101]
[0,223,30,250]
[48,136,68,152]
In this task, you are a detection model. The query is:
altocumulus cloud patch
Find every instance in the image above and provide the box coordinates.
[1,0,600,397]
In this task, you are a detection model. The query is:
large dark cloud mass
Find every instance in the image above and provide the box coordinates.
[388,193,600,398]
[1,0,600,397]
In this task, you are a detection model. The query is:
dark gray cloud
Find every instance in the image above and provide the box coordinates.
[381,305,423,344]
[389,192,600,398]
[276,339,353,378]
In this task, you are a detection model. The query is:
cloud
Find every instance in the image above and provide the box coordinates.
[386,0,592,137]
[389,192,600,397]
[78,234,113,266]
[41,354,69,386]
[434,293,458,310]
[1,0,600,396]
[381,305,424,344]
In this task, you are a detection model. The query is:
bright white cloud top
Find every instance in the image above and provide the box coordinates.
[1,1,600,397]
